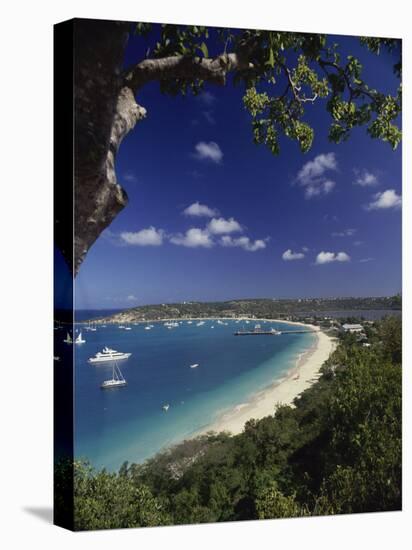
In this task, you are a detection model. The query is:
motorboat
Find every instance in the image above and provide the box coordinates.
[88,347,131,364]
[190,363,199,369]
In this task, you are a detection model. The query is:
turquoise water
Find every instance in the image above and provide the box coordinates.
[64,319,315,470]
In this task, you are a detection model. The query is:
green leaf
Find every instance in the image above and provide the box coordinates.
[266,48,275,68]
[198,42,209,58]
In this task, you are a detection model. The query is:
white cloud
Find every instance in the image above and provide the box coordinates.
[332,228,357,237]
[282,249,305,261]
[207,217,242,235]
[220,235,268,252]
[170,228,214,248]
[315,251,351,265]
[197,91,216,106]
[120,227,164,246]
[203,111,216,125]
[123,171,138,183]
[366,189,402,210]
[183,201,218,218]
[295,153,337,198]
[127,294,138,301]
[194,141,223,163]
[354,169,379,186]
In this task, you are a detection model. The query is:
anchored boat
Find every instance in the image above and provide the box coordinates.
[75,331,86,344]
[100,362,127,389]
[88,346,131,364]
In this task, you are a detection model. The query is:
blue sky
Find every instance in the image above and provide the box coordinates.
[75,29,401,310]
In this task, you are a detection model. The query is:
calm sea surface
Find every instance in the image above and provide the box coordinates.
[57,318,315,470]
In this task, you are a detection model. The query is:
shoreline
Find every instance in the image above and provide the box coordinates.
[85,316,319,328]
[194,326,336,436]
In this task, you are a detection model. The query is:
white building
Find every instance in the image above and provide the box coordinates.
[342,323,363,333]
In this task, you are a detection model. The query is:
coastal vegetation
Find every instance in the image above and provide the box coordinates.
[90,295,401,325]
[56,316,401,529]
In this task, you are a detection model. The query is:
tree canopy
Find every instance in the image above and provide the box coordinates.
[127,25,402,154]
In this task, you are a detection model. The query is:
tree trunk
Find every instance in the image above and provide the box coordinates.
[56,19,145,275]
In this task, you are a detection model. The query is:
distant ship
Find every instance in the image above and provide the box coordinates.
[162,404,170,412]
[190,363,199,369]
[100,362,127,389]
[88,347,131,364]
[63,332,72,344]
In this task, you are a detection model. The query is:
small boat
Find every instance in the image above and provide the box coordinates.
[196,321,205,326]
[270,328,281,335]
[145,326,152,330]
[187,321,193,325]
[63,332,72,344]
[88,347,131,364]
[190,363,199,369]
[75,332,86,344]
[124,326,132,331]
[118,325,125,329]
[101,362,127,389]
[211,326,215,329]
[162,404,170,412]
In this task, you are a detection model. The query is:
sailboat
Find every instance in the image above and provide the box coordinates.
[75,332,86,344]
[100,362,127,389]
[63,332,72,344]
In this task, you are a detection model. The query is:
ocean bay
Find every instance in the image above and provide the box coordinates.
[69,319,315,469]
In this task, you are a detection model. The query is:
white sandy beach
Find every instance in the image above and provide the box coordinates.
[198,326,336,436]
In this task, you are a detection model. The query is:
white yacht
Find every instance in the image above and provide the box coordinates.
[270,328,281,335]
[145,326,152,330]
[162,404,170,412]
[124,326,132,331]
[88,347,131,364]
[189,363,199,369]
[75,332,86,344]
[100,362,127,389]
[63,332,72,344]
[196,321,205,326]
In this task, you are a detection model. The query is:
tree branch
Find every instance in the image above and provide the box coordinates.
[123,52,254,91]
